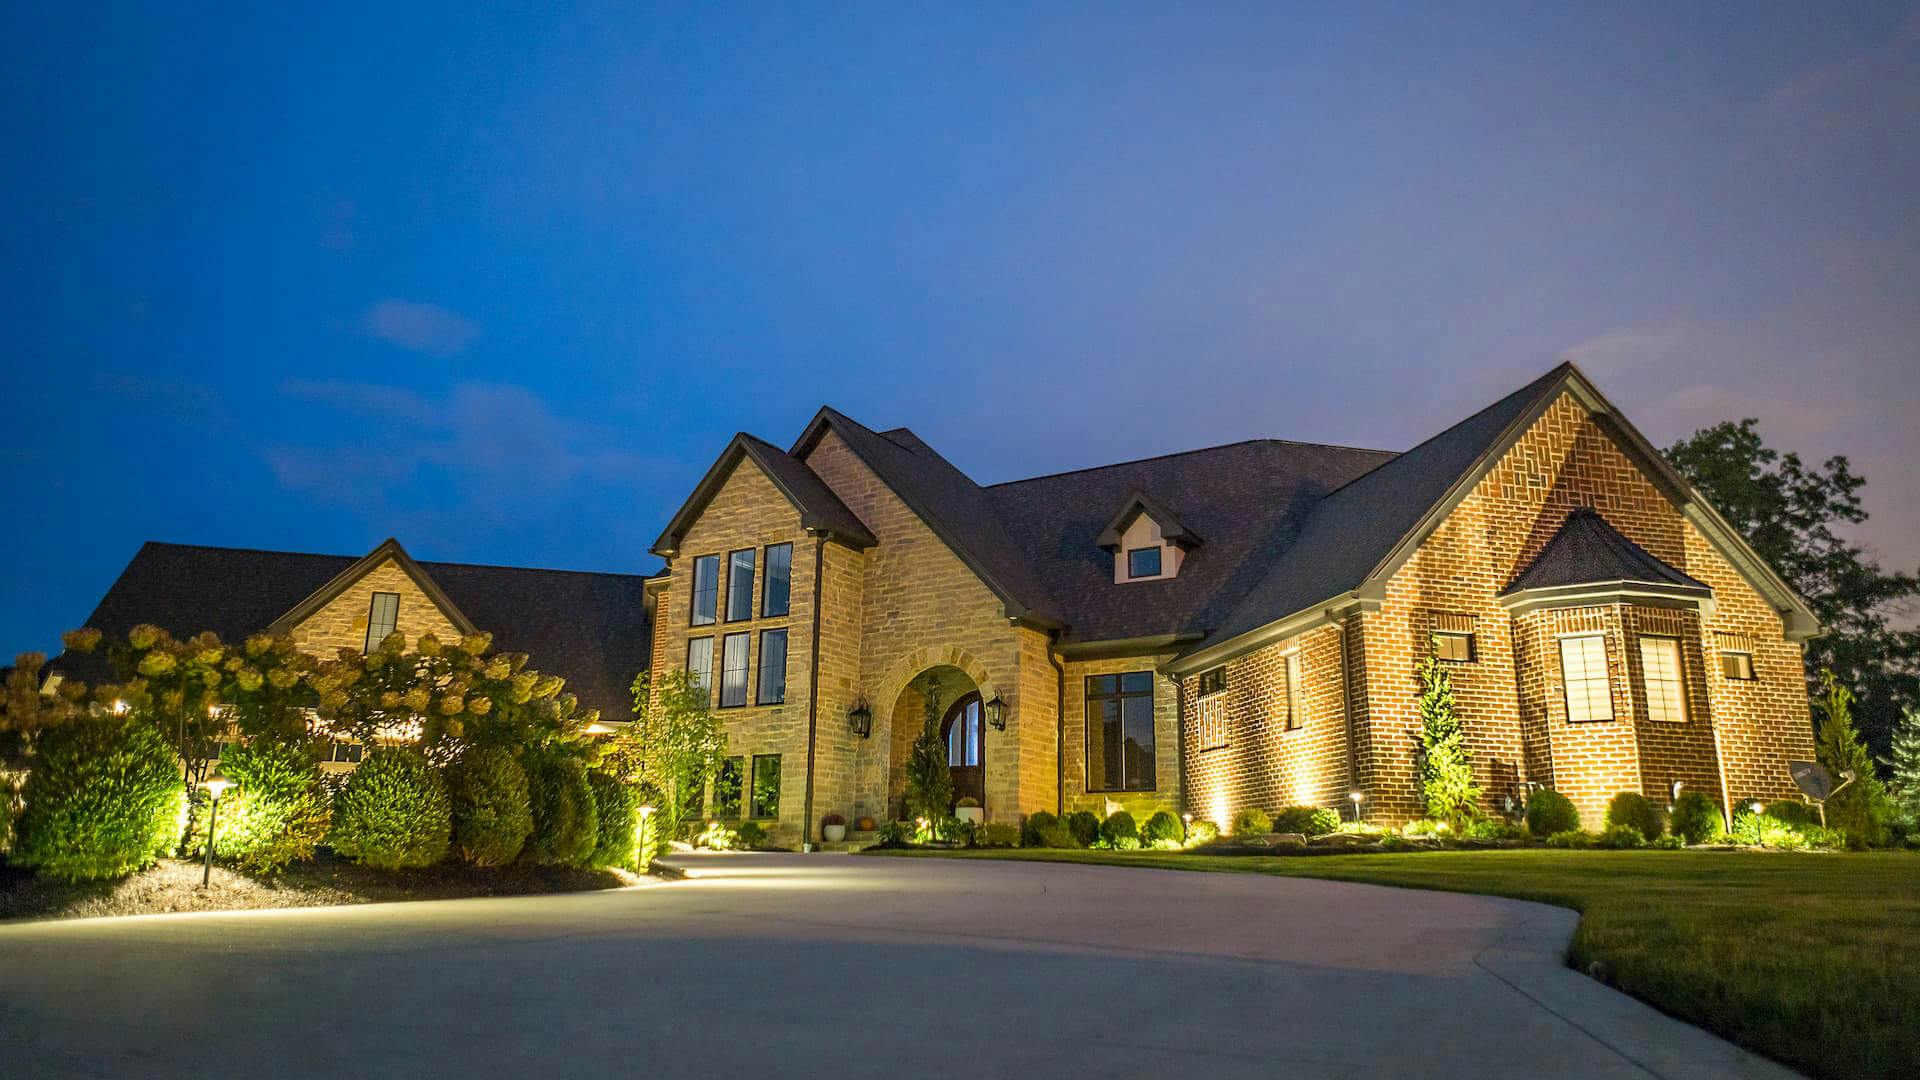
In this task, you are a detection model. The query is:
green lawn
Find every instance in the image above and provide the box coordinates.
[872,847,1920,1078]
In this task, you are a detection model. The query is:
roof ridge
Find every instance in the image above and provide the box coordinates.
[137,540,648,581]
[988,437,1398,489]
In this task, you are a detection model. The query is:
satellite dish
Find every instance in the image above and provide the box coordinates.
[1788,760,1835,802]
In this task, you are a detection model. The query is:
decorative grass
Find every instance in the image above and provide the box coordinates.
[871,846,1920,1078]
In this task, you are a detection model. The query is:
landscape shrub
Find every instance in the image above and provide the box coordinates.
[1402,818,1451,837]
[1035,822,1080,849]
[1182,820,1219,847]
[1270,806,1341,837]
[587,770,641,868]
[445,746,532,866]
[1668,791,1722,845]
[14,716,186,880]
[977,822,1020,847]
[1525,790,1580,837]
[1064,811,1100,847]
[193,739,332,873]
[1545,829,1596,849]
[941,818,976,847]
[735,820,767,849]
[1765,800,1819,829]
[695,820,739,850]
[1231,807,1272,836]
[522,755,597,866]
[1379,833,1417,852]
[329,749,451,870]
[1140,810,1184,846]
[1098,811,1138,849]
[1021,810,1058,847]
[1463,818,1528,841]
[1596,823,1647,849]
[1605,792,1663,842]
[875,820,913,847]
[1650,835,1685,849]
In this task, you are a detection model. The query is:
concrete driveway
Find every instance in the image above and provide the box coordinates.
[0,852,1793,1079]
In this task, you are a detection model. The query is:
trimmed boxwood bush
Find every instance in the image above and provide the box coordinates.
[1098,810,1139,849]
[1271,805,1341,837]
[1605,791,1664,842]
[1064,810,1100,847]
[523,755,597,866]
[1669,791,1722,844]
[1021,810,1058,847]
[446,746,533,866]
[15,716,186,880]
[1035,822,1079,849]
[1545,828,1595,849]
[588,771,641,868]
[329,749,451,869]
[977,822,1020,847]
[1184,820,1220,846]
[1525,789,1579,837]
[1766,800,1819,828]
[1231,807,1272,835]
[1141,809,1184,846]
[1596,822,1648,849]
[194,739,331,873]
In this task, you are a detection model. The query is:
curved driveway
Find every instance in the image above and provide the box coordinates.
[0,853,1793,1078]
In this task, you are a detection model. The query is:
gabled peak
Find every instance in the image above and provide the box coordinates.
[1096,490,1200,552]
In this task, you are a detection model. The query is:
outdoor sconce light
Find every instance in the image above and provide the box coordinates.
[200,769,233,889]
[847,699,872,739]
[984,695,1007,730]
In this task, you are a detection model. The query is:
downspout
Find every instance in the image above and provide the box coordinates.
[1048,637,1066,816]
[1173,672,1187,818]
[1340,615,1360,814]
[801,536,826,851]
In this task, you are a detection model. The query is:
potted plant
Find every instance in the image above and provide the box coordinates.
[821,813,847,843]
[955,796,984,825]
[855,816,876,832]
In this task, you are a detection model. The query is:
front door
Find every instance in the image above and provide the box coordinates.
[941,692,985,808]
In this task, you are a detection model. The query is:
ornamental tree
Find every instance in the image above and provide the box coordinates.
[612,668,726,847]
[903,676,953,823]
[1415,651,1479,826]
[1813,669,1894,848]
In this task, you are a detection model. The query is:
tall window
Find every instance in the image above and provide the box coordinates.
[1559,634,1614,723]
[712,756,744,819]
[762,543,792,617]
[720,633,750,708]
[756,629,788,705]
[1639,637,1688,723]
[750,754,781,819]
[1086,672,1155,792]
[726,549,756,622]
[1284,651,1305,730]
[946,696,982,766]
[690,554,719,626]
[1127,547,1162,579]
[364,591,400,651]
[686,637,714,695]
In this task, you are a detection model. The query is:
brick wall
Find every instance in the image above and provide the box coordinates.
[289,559,461,655]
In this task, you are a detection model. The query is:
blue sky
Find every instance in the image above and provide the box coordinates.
[4,2,1917,656]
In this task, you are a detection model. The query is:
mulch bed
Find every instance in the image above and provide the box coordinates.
[0,853,639,924]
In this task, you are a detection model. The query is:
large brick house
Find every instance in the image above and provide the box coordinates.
[648,362,1818,847]
[65,363,1818,849]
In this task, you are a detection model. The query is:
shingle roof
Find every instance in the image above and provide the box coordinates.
[1503,507,1709,595]
[55,542,650,720]
[653,433,874,556]
[795,408,1066,627]
[988,440,1396,644]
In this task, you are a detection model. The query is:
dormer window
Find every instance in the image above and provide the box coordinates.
[1097,490,1199,584]
[1127,547,1162,579]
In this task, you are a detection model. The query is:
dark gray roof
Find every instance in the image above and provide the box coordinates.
[55,542,650,719]
[795,408,1066,627]
[1503,507,1708,595]
[989,440,1396,643]
[653,433,874,556]
[1193,363,1576,652]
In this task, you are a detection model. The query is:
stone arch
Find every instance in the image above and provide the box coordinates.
[871,645,1002,726]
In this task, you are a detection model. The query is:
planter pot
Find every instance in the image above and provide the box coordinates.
[822,824,847,843]
[855,817,876,832]
[955,806,984,825]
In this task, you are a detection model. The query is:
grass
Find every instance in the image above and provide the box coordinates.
[872,846,1920,1078]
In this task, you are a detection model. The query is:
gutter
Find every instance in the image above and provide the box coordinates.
[1048,638,1066,816]
[800,536,825,851]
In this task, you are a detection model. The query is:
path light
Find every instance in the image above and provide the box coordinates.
[111,699,127,716]
[200,770,233,889]
[1348,790,1366,822]
[847,700,872,739]
[984,695,1007,731]
[634,805,656,868]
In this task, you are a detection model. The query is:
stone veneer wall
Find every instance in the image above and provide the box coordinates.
[1179,625,1349,830]
[1061,653,1182,821]
[289,559,461,655]
[1358,390,1813,825]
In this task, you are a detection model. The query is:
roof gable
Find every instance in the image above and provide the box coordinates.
[793,408,1063,627]
[651,433,875,558]
[1095,490,1200,551]
[268,537,476,637]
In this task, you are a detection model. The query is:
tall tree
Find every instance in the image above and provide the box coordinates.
[615,668,726,849]
[1883,705,1920,827]
[1415,651,1479,826]
[1666,419,1920,761]
[903,675,952,823]
[1812,669,1893,848]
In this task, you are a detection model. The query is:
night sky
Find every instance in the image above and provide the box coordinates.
[5,3,1917,657]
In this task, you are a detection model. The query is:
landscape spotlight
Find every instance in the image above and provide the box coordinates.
[200,770,233,889]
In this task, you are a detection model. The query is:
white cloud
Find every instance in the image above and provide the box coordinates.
[358,299,481,356]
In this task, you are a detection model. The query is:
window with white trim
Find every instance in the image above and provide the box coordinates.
[1559,634,1614,723]
[1638,637,1688,723]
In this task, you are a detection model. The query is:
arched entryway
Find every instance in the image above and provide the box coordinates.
[885,665,984,817]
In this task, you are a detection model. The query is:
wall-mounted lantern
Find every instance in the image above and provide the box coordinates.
[984,695,1007,731]
[847,699,872,739]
